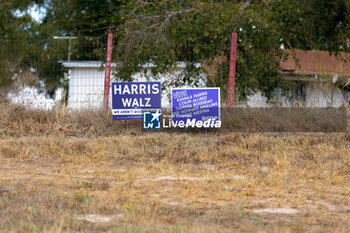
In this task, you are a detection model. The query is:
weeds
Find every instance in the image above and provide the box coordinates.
[0,103,349,232]
[0,102,347,138]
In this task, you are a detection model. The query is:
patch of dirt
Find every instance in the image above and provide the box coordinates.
[252,208,299,214]
[77,214,124,223]
[141,176,208,181]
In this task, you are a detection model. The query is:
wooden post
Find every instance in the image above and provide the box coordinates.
[104,33,113,111]
[227,32,237,108]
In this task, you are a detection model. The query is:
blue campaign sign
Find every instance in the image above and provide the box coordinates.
[172,88,220,122]
[112,82,161,120]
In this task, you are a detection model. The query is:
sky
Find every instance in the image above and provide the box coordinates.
[29,5,46,22]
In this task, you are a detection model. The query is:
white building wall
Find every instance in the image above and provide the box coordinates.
[65,62,349,109]
[243,83,348,107]
[305,84,345,107]
[67,65,206,109]
[246,91,268,107]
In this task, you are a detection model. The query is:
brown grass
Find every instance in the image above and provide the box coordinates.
[0,103,347,139]
[0,103,350,232]
[0,102,143,138]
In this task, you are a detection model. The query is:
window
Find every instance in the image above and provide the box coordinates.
[292,81,307,102]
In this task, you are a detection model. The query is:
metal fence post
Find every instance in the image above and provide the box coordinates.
[227,32,237,108]
[104,33,113,111]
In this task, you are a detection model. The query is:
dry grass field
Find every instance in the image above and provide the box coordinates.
[0,104,350,232]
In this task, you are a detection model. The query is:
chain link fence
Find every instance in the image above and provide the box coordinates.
[1,37,350,110]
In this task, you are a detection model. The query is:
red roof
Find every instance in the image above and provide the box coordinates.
[281,49,350,76]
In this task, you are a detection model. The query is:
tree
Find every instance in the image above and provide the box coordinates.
[0,0,43,95]
[41,0,125,37]
[270,0,350,91]
[115,0,350,101]
[3,0,349,101]
[115,0,287,101]
[25,0,127,98]
[270,0,350,54]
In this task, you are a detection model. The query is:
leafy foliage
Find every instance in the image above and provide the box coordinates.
[0,0,42,94]
[116,0,349,100]
[1,0,349,100]
[41,0,124,37]
[115,0,288,100]
[270,0,350,53]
